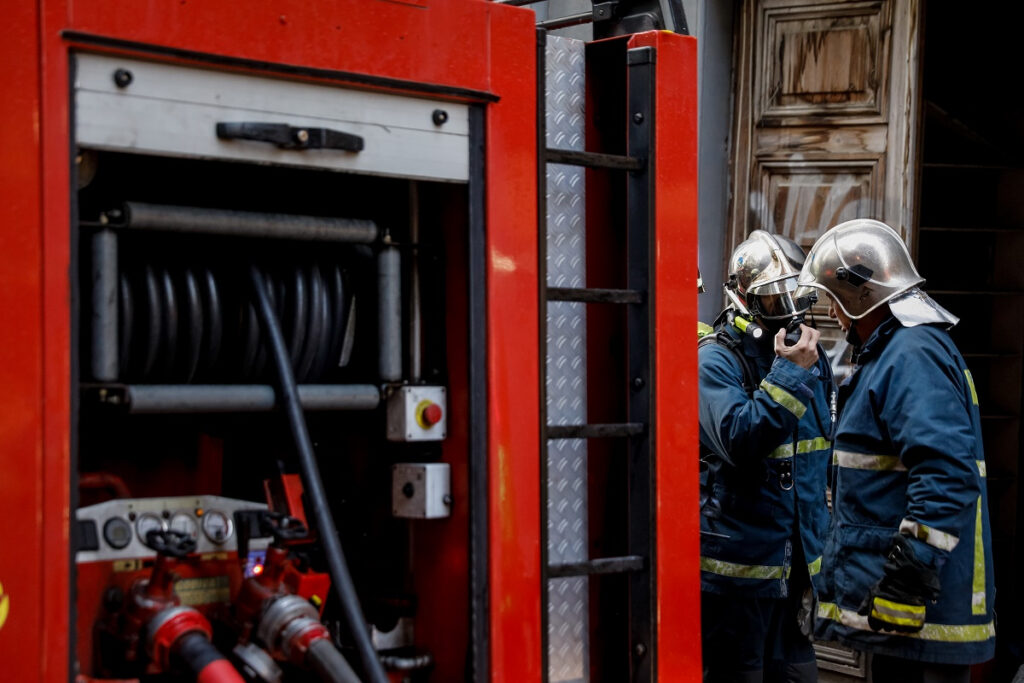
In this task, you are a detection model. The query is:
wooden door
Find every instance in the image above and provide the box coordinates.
[728,0,922,352]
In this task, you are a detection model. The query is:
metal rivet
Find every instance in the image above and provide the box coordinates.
[633,376,645,390]
[634,642,647,658]
[295,129,310,143]
[633,112,645,124]
[432,109,449,126]
[113,69,133,88]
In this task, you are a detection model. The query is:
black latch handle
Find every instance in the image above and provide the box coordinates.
[216,121,364,152]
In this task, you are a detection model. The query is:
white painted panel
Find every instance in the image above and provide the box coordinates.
[74,53,469,182]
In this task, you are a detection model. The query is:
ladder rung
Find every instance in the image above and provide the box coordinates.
[547,287,643,304]
[548,555,646,578]
[546,423,645,439]
[536,12,592,31]
[546,148,644,171]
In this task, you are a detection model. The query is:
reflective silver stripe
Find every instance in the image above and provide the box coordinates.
[817,602,995,643]
[899,518,960,551]
[700,556,790,580]
[768,437,831,460]
[808,556,822,576]
[972,496,986,615]
[977,460,986,478]
[871,597,925,627]
[759,380,806,419]
[834,450,907,471]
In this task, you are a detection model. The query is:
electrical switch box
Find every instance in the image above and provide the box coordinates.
[392,463,451,519]
[386,385,447,442]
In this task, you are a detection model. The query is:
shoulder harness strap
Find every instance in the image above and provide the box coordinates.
[699,331,758,397]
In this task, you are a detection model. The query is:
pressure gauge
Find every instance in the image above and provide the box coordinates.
[169,512,199,542]
[201,510,233,544]
[136,513,166,547]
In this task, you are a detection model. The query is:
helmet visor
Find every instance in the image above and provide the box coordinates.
[747,277,816,319]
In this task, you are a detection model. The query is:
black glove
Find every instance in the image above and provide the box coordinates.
[857,533,941,634]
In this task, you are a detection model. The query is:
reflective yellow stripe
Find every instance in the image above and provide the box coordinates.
[899,519,960,551]
[808,556,822,576]
[759,380,806,419]
[871,609,924,627]
[965,369,979,406]
[700,556,791,580]
[768,437,831,459]
[977,460,986,478]
[818,602,995,642]
[834,450,907,471]
[872,597,926,627]
[972,496,986,615]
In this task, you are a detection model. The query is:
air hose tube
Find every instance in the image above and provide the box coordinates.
[249,265,387,683]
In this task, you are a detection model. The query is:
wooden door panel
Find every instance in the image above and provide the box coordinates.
[755,126,886,155]
[758,1,890,123]
[753,159,881,245]
[731,0,920,250]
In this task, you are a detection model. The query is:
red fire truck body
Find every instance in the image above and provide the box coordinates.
[0,1,698,680]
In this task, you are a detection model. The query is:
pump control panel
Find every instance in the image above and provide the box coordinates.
[76,496,271,562]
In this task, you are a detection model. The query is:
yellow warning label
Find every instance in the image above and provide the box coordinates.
[0,581,10,631]
[199,552,229,562]
[174,576,230,606]
[113,559,144,573]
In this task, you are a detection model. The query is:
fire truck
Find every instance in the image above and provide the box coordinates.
[0,1,699,681]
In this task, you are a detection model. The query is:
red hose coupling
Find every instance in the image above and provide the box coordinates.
[256,594,331,666]
[280,617,331,666]
[147,605,213,671]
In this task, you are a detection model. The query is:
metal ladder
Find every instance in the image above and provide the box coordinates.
[539,32,658,683]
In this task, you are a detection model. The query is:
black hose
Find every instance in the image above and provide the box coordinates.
[173,632,234,679]
[307,638,362,683]
[248,264,386,683]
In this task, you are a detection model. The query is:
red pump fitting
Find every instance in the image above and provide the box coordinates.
[111,530,244,681]
[256,594,360,682]
[257,594,331,666]
[147,606,245,683]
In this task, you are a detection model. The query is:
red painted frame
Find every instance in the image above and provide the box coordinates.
[0,1,540,681]
[627,30,702,679]
[0,3,698,680]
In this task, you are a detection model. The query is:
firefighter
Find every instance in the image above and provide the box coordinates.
[797,219,995,682]
[699,231,834,683]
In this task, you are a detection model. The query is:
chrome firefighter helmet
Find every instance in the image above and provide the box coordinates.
[726,230,814,320]
[797,218,958,328]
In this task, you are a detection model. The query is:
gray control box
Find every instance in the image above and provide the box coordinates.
[386,385,447,442]
[391,463,451,519]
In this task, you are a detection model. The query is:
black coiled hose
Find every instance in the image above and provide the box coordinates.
[115,261,350,384]
[248,264,386,683]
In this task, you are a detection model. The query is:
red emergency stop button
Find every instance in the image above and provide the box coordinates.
[420,402,443,427]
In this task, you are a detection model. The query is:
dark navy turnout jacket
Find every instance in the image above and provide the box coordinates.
[815,317,995,664]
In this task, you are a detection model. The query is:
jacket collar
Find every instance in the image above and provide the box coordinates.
[852,314,901,365]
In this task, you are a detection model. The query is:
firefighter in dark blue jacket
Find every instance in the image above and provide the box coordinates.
[700,231,834,683]
[798,219,995,683]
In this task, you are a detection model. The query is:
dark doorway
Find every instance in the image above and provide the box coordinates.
[916,3,1024,679]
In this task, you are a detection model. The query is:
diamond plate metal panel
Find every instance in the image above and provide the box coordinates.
[548,577,588,683]
[545,34,589,683]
